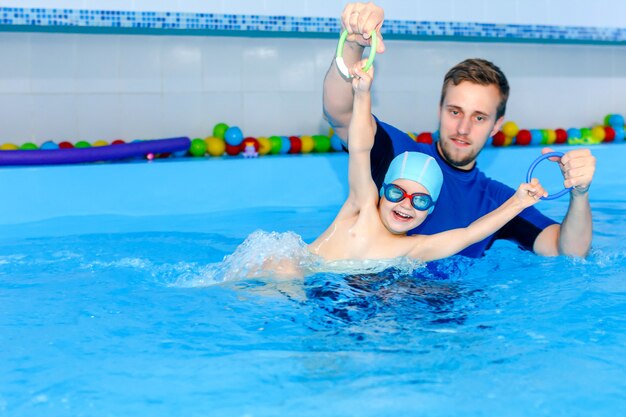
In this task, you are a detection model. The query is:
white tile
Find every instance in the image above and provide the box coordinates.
[161,37,203,93]
[118,36,162,93]
[279,92,322,136]
[30,33,77,94]
[377,0,418,21]
[242,92,283,136]
[374,91,439,133]
[0,33,31,94]
[372,40,421,92]
[414,0,455,22]
[275,38,317,92]
[30,94,79,142]
[482,0,517,24]
[200,91,243,135]
[305,0,345,18]
[160,92,205,138]
[132,0,169,12]
[75,35,120,93]
[201,37,242,92]
[82,0,136,11]
[262,0,310,17]
[118,94,164,140]
[75,94,121,142]
[453,0,485,23]
[241,40,281,92]
[0,94,34,143]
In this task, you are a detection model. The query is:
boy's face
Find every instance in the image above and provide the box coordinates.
[437,81,504,170]
[378,179,430,235]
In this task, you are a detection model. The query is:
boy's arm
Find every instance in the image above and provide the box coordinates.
[345,62,379,209]
[408,181,547,261]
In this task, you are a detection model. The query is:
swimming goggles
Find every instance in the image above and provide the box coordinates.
[382,183,434,211]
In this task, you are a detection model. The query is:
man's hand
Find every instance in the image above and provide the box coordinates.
[341,2,385,53]
[542,147,596,196]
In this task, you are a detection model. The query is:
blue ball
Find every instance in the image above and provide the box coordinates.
[40,141,59,150]
[224,126,244,147]
[567,128,581,140]
[530,129,542,145]
[613,126,625,141]
[432,130,440,141]
[330,134,345,151]
[609,114,624,128]
[280,136,291,154]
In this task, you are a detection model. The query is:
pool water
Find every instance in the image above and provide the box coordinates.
[2,194,625,416]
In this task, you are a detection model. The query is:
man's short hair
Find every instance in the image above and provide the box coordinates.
[440,58,510,120]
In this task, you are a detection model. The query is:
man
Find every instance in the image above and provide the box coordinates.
[323,2,596,258]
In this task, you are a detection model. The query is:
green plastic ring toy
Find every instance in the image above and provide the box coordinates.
[335,29,377,78]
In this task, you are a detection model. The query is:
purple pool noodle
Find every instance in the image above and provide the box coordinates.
[0,137,190,166]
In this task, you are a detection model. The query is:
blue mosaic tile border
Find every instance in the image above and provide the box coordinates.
[1,7,625,44]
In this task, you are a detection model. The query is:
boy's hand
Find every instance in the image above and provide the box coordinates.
[515,178,548,208]
[350,59,374,93]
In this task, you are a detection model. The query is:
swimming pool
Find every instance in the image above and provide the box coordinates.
[1,145,625,416]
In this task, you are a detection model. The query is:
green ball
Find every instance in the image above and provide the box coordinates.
[313,135,331,153]
[213,123,229,139]
[19,142,38,150]
[189,138,207,157]
[75,141,91,148]
[604,114,612,126]
[580,128,592,139]
[540,129,549,145]
[269,136,283,154]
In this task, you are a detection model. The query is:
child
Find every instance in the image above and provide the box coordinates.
[307,60,547,263]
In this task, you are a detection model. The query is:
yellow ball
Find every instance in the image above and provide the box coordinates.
[502,121,519,138]
[0,143,19,150]
[329,127,334,137]
[93,140,109,147]
[503,136,514,147]
[546,129,557,145]
[591,125,605,143]
[257,137,271,155]
[300,135,315,153]
[205,136,225,157]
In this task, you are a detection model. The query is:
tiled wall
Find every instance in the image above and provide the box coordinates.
[0,0,624,144]
[0,31,624,145]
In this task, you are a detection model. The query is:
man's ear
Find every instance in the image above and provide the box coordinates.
[490,116,505,138]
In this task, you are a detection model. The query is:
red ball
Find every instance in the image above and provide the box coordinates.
[241,137,260,152]
[491,131,506,147]
[225,142,241,156]
[288,136,302,153]
[604,126,616,142]
[58,141,74,149]
[515,129,532,146]
[416,132,433,144]
[554,129,568,144]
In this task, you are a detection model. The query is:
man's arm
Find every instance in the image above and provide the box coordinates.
[533,148,595,257]
[323,2,385,143]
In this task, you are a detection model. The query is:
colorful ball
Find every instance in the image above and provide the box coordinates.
[225,142,241,156]
[40,141,59,150]
[502,121,519,138]
[604,126,616,142]
[330,134,344,151]
[93,140,109,147]
[540,130,549,145]
[529,129,542,146]
[224,126,244,147]
[59,141,74,149]
[279,136,291,154]
[432,130,440,141]
[613,126,625,141]
[566,128,581,143]
[0,143,19,150]
[288,136,302,154]
[189,138,207,157]
[19,142,38,150]
[111,139,126,145]
[300,135,315,153]
[515,129,532,146]
[242,137,260,153]
[591,125,606,143]
[269,136,283,154]
[608,114,624,128]
[213,123,229,139]
[546,129,557,145]
[416,132,433,144]
[604,114,612,126]
[491,131,506,147]
[75,141,91,148]
[257,137,271,155]
[554,128,568,144]
[205,136,226,156]
[313,135,331,153]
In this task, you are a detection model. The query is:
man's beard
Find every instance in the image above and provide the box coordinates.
[437,137,480,169]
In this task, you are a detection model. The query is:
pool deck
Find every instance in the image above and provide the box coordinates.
[0,144,623,231]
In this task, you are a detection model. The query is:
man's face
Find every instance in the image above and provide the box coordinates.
[437,81,504,170]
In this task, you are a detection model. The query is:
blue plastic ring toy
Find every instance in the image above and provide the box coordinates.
[526,151,571,200]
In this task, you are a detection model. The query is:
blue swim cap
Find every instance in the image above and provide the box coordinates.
[380,151,444,214]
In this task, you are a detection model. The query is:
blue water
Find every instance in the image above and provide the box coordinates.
[1,198,625,416]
